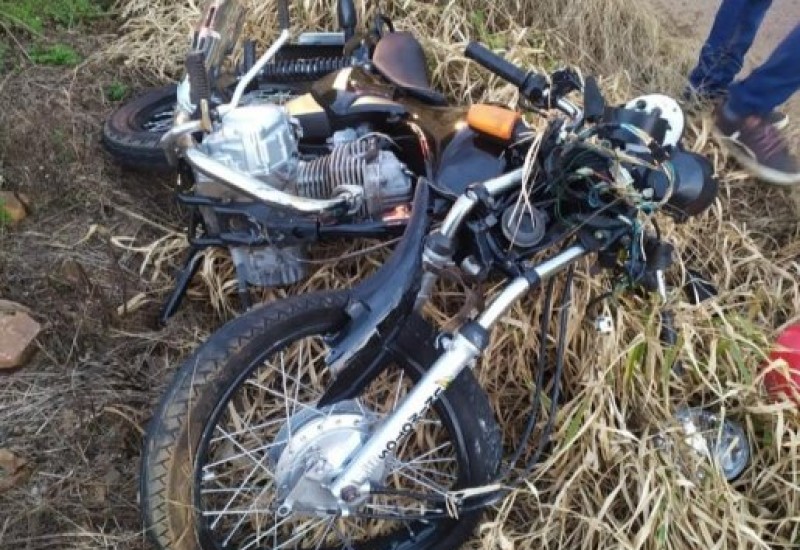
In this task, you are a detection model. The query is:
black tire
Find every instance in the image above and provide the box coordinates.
[102,84,178,172]
[102,83,305,172]
[141,291,501,550]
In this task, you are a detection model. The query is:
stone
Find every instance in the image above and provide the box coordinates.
[0,191,29,225]
[0,449,30,492]
[0,300,32,315]
[0,312,41,370]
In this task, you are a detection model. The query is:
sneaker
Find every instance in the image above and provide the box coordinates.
[684,87,790,130]
[712,106,800,186]
[765,110,789,131]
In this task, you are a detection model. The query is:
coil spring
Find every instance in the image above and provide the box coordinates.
[297,139,373,205]
[260,57,352,82]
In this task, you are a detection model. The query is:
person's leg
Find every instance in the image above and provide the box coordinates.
[688,0,773,97]
[726,24,800,116]
[713,25,800,186]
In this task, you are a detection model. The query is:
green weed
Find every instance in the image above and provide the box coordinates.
[29,44,81,66]
[0,0,102,33]
[105,81,128,102]
[0,198,11,227]
[469,10,508,50]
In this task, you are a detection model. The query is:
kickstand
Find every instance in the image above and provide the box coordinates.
[158,247,204,325]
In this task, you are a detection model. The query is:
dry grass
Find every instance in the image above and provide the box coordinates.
[108,0,800,548]
[1,0,798,548]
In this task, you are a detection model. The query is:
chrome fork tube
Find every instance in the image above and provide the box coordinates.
[329,244,587,500]
[439,168,524,240]
[414,169,525,313]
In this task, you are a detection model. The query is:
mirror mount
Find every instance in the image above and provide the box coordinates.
[338,0,357,40]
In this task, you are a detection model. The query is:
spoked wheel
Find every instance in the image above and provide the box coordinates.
[102,84,302,172]
[141,291,500,550]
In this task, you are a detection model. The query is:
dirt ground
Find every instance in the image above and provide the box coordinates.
[653,0,800,121]
[0,23,188,548]
[0,4,799,550]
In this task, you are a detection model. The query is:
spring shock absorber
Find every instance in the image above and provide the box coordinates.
[260,57,353,82]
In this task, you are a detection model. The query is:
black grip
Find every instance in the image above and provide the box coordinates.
[465,42,548,101]
[337,0,357,40]
[186,50,211,105]
[278,0,290,30]
[465,41,528,88]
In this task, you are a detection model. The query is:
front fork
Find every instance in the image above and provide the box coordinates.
[328,244,587,502]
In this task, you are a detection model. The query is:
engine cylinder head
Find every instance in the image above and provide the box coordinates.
[296,137,412,217]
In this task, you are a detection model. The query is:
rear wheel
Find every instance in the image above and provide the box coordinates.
[102,85,179,172]
[102,84,301,172]
[141,291,501,550]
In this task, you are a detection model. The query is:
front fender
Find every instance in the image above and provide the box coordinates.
[320,311,441,406]
[319,180,431,404]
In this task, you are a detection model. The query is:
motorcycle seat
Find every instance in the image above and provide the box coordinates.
[372,32,448,106]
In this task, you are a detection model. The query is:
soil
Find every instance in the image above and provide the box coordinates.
[0,24,199,549]
[0,5,798,549]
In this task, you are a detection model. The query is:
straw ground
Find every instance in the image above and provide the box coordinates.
[1,0,799,548]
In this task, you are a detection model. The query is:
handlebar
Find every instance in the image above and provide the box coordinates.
[465,41,583,123]
[464,42,549,102]
[465,41,548,102]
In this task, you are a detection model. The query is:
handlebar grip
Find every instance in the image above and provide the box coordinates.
[465,42,528,88]
[186,51,211,105]
[278,0,290,30]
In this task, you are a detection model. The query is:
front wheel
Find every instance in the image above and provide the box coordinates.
[141,291,501,550]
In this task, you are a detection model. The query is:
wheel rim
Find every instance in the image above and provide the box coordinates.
[193,333,468,550]
[133,86,300,135]
[141,108,175,133]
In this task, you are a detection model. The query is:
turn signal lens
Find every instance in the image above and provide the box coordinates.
[467,104,521,141]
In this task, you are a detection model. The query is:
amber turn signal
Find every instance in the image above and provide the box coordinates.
[467,104,521,141]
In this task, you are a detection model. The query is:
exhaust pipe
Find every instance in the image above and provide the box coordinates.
[184,147,355,215]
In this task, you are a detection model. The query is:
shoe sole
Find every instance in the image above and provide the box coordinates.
[712,127,800,186]
[772,115,789,131]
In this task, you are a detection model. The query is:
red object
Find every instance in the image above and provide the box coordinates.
[765,324,800,404]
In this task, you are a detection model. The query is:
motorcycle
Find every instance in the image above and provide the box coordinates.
[110,0,545,325]
[138,12,720,550]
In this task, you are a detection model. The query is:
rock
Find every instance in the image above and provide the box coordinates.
[0,300,32,315]
[0,312,41,370]
[0,191,29,225]
[0,449,30,492]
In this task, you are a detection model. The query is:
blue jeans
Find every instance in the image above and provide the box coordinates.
[688,0,800,117]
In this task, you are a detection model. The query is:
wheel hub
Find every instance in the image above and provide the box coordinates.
[270,401,384,514]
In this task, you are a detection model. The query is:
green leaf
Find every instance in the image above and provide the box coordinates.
[625,341,647,386]
[29,44,81,66]
[656,524,668,545]
[563,399,588,445]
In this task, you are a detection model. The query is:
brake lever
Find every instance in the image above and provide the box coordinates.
[548,67,582,99]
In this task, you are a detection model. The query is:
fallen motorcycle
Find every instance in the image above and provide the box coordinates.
[139,20,720,550]
[111,0,543,325]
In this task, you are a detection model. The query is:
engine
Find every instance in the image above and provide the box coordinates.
[192,104,413,287]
